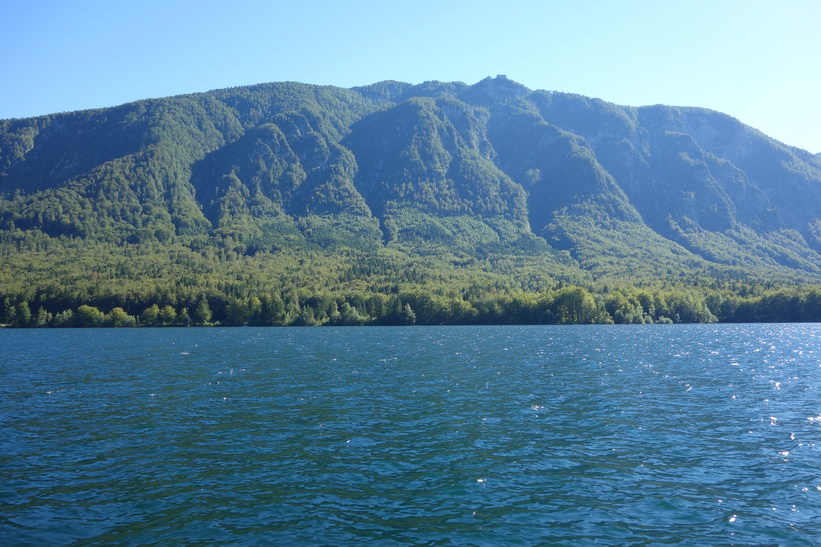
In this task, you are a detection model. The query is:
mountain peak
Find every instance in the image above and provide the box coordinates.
[462,75,530,105]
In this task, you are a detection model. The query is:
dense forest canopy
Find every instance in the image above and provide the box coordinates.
[1,77,820,326]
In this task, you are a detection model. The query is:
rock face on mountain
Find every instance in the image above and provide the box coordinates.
[1,76,820,278]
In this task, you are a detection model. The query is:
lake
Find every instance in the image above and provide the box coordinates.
[2,324,821,545]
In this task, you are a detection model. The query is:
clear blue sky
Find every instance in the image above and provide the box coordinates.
[2,0,819,152]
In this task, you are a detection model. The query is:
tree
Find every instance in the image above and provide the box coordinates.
[247,296,263,325]
[398,303,416,325]
[542,287,608,324]
[339,302,368,326]
[192,295,212,325]
[1,298,12,325]
[52,309,75,327]
[257,293,285,325]
[224,298,249,326]
[76,305,106,327]
[34,307,52,327]
[178,307,192,326]
[159,305,177,325]
[14,301,32,327]
[282,288,301,323]
[141,304,160,326]
[108,307,136,327]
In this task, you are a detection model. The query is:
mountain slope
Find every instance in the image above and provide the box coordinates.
[1,76,820,283]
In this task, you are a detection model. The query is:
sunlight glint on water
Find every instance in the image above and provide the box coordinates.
[1,324,821,545]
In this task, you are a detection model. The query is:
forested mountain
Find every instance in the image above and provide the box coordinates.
[1,77,820,326]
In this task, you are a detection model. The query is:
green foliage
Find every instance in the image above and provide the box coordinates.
[540,287,610,324]
[192,295,212,325]
[75,305,107,327]
[1,78,820,327]
[0,235,816,327]
[109,307,137,327]
[141,304,160,326]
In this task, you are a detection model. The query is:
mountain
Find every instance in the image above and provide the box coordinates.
[1,77,820,326]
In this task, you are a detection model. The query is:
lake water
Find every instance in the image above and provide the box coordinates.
[2,324,821,545]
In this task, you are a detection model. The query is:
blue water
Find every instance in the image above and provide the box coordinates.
[2,324,821,545]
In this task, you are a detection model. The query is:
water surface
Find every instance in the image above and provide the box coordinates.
[2,324,821,545]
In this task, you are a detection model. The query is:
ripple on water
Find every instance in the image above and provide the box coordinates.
[2,324,821,545]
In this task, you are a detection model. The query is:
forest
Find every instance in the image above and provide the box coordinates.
[1,77,820,327]
[1,231,819,328]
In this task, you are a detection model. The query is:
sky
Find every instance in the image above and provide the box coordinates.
[2,0,820,152]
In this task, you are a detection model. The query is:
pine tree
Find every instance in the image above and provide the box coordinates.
[192,295,212,325]
[399,303,416,325]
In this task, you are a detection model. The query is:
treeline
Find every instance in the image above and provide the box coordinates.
[2,284,819,328]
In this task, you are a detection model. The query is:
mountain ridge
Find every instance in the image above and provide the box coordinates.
[1,77,820,327]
